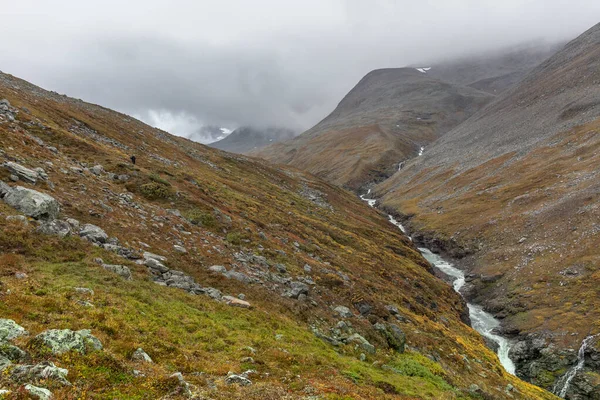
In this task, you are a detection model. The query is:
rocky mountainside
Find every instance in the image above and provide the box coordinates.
[376,22,600,398]
[425,41,562,95]
[255,68,494,190]
[0,71,556,399]
[209,126,296,154]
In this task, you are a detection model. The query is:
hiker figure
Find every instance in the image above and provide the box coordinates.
[130,155,136,165]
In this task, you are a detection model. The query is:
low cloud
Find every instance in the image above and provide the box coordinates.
[1,0,599,137]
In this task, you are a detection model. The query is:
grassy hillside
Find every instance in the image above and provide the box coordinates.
[0,72,554,399]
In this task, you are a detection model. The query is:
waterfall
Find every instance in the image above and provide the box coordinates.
[553,334,599,398]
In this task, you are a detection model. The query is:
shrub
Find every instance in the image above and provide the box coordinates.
[184,208,216,228]
[226,232,243,245]
[149,173,171,186]
[140,182,172,200]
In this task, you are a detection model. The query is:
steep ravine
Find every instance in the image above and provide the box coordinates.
[360,191,517,375]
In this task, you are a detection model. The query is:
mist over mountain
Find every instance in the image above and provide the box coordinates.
[209,126,296,154]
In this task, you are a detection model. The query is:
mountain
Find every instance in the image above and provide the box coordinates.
[0,71,555,399]
[187,125,231,144]
[256,68,494,190]
[424,41,563,95]
[376,22,600,397]
[209,126,296,154]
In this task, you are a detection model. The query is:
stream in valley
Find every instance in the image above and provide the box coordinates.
[360,191,516,375]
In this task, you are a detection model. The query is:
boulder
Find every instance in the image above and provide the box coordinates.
[223,296,252,309]
[144,258,168,273]
[102,264,132,280]
[208,265,227,273]
[37,220,71,237]
[143,252,167,262]
[224,270,252,284]
[131,348,153,363]
[0,319,28,342]
[225,373,252,386]
[32,329,102,355]
[0,181,11,198]
[23,384,52,400]
[0,343,29,362]
[79,224,108,243]
[3,187,60,220]
[333,306,353,318]
[90,165,104,175]
[3,162,38,184]
[0,356,11,371]
[375,323,406,353]
[283,281,309,299]
[11,361,70,386]
[346,334,376,354]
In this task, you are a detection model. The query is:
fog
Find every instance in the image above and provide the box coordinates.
[1,0,598,140]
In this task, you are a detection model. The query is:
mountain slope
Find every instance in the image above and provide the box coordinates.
[425,41,562,95]
[376,22,600,397]
[255,68,494,190]
[209,126,296,154]
[0,72,554,399]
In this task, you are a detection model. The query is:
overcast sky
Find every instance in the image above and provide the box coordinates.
[1,1,599,141]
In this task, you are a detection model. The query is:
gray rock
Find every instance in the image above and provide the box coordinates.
[0,181,12,198]
[79,224,108,243]
[34,168,48,181]
[204,287,222,300]
[37,220,71,237]
[283,281,309,299]
[33,329,102,355]
[225,373,252,386]
[3,187,60,220]
[208,265,227,273]
[143,252,167,262]
[14,272,28,279]
[169,372,193,397]
[0,356,11,371]
[303,264,312,273]
[224,270,252,284]
[3,162,38,184]
[5,215,28,224]
[9,174,18,182]
[333,306,353,318]
[0,319,28,342]
[11,361,70,386]
[90,165,104,175]
[0,343,29,362]
[173,245,187,253]
[145,258,169,273]
[131,347,153,363]
[346,333,376,354]
[24,384,52,400]
[375,323,406,353]
[102,264,132,280]
[0,389,11,396]
[65,218,80,229]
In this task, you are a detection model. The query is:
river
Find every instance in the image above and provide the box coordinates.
[361,191,516,375]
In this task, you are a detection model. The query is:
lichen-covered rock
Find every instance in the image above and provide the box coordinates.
[283,281,309,299]
[375,323,406,353]
[79,224,108,243]
[208,265,227,273]
[3,162,39,184]
[24,384,53,400]
[131,348,153,363]
[0,319,28,342]
[11,361,70,386]
[102,264,132,280]
[333,306,353,318]
[37,220,71,237]
[225,372,252,386]
[0,356,11,371]
[32,329,102,355]
[3,187,60,220]
[144,258,168,273]
[345,333,376,354]
[0,343,29,362]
